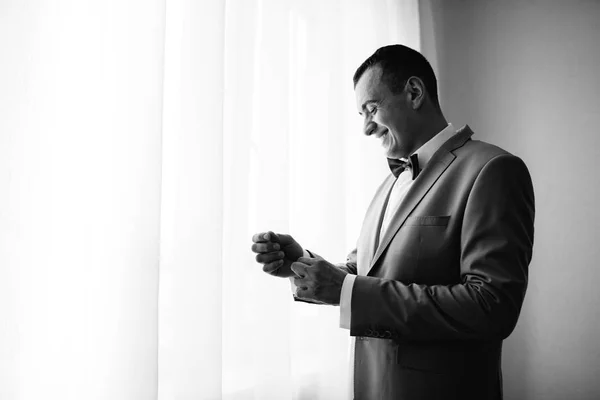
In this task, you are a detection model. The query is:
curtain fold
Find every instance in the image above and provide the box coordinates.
[0,0,420,399]
[157,0,225,398]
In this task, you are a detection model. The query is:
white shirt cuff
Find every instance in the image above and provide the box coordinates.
[339,274,357,329]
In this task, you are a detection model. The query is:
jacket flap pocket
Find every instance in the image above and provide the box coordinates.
[397,342,466,373]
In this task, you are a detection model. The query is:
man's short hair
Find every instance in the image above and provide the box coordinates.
[353,44,440,110]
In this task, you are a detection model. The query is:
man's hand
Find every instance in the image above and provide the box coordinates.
[291,257,348,305]
[251,231,304,278]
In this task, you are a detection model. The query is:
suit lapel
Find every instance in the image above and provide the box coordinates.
[366,125,474,275]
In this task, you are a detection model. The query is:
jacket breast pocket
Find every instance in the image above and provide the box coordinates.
[404,215,450,227]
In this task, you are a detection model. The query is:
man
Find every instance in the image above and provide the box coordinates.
[251,44,534,400]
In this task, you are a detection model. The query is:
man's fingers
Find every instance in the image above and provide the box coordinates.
[265,231,280,243]
[295,287,314,300]
[293,276,310,288]
[251,231,280,244]
[252,232,268,243]
[263,259,284,274]
[297,257,318,264]
[290,262,307,277]
[256,250,285,264]
[251,242,280,254]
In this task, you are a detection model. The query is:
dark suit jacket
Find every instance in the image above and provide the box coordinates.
[298,126,534,400]
[330,125,534,399]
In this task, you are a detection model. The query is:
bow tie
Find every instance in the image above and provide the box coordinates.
[387,154,421,180]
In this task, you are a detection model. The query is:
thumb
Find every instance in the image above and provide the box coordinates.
[290,262,306,277]
[263,231,280,243]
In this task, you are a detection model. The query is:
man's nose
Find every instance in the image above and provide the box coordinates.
[363,119,377,136]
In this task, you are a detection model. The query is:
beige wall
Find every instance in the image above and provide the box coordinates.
[420,1,600,399]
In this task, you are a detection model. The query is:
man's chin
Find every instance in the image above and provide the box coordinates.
[386,144,410,159]
[385,148,402,159]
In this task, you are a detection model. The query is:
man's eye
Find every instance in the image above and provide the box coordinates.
[367,105,378,114]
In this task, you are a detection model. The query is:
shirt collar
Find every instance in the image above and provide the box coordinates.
[408,123,456,170]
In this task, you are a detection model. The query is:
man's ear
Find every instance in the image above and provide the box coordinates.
[405,76,426,110]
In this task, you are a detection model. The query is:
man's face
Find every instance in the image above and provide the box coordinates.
[355,65,415,159]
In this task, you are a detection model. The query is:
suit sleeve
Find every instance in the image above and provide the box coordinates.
[350,154,535,341]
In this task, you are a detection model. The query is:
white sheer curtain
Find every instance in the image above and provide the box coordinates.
[0,1,163,399]
[0,0,419,399]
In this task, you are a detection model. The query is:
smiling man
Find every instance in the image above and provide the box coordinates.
[355,51,446,161]
[251,44,535,400]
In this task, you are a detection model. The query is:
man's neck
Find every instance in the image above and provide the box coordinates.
[407,115,448,157]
